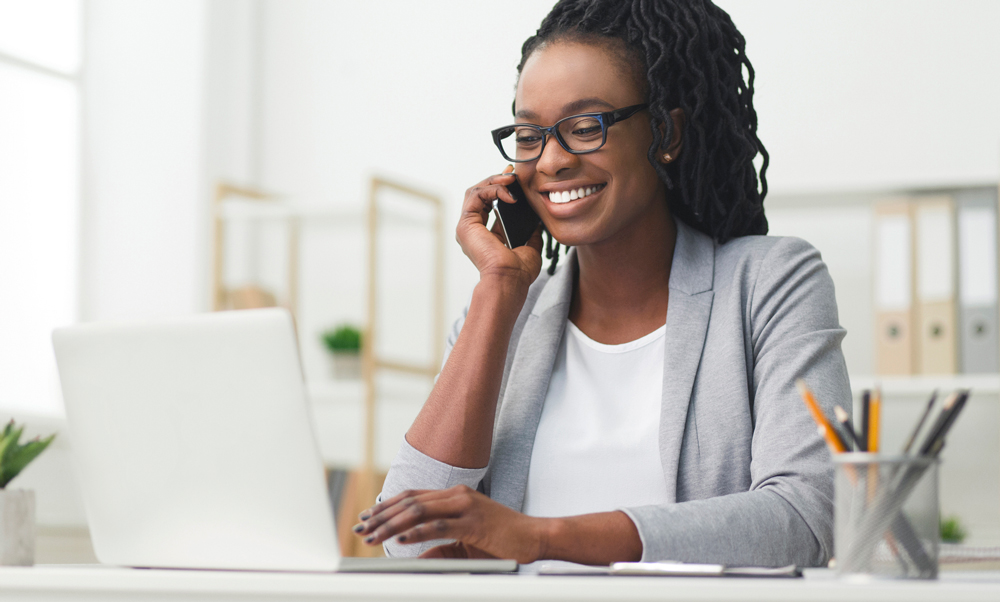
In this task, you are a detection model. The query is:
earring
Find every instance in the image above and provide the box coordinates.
[662,153,672,163]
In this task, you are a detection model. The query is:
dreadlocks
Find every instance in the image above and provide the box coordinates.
[519,0,769,276]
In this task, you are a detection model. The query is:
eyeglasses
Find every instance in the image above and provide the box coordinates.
[491,103,648,163]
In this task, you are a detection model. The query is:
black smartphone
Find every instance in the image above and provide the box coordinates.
[492,176,541,249]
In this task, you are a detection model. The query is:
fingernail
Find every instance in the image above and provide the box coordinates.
[352,523,364,533]
[364,535,375,544]
[358,512,371,521]
[397,534,407,543]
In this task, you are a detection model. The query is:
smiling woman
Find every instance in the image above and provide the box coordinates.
[356,0,851,567]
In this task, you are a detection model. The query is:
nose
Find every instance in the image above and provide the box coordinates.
[535,133,579,177]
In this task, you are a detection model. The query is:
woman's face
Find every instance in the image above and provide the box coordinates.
[513,41,668,248]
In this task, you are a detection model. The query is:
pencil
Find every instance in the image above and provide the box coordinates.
[796,380,846,453]
[859,390,870,452]
[902,390,937,454]
[868,388,881,453]
[916,391,959,456]
[834,405,862,451]
[920,391,970,457]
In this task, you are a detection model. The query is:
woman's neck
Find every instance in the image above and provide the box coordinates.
[569,200,677,345]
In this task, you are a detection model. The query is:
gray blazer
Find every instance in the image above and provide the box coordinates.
[380,219,852,566]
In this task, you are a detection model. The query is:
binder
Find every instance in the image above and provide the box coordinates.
[913,196,958,374]
[874,201,915,375]
[956,188,1000,374]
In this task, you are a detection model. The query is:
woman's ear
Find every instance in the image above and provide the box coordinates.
[657,108,685,164]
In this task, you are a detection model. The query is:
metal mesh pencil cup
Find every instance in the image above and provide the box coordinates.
[833,454,939,579]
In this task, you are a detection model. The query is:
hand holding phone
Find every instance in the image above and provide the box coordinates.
[492,176,541,249]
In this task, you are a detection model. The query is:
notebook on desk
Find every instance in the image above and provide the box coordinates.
[52,308,515,574]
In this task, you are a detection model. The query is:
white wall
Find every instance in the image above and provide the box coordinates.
[80,0,209,322]
[719,0,1000,193]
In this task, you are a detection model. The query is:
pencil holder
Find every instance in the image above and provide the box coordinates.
[833,454,939,580]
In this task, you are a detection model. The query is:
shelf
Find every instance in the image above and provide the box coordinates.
[305,379,430,405]
[216,200,364,221]
[305,379,365,403]
[304,375,1000,403]
[849,374,1000,397]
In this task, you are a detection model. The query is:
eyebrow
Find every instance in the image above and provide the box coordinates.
[514,97,617,121]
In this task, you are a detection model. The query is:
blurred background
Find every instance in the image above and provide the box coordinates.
[2,0,1000,561]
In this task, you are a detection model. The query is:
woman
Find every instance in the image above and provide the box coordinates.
[353,0,851,567]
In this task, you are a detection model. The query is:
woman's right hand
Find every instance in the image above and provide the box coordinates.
[457,167,544,290]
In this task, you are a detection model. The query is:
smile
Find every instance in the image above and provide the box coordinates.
[547,184,606,204]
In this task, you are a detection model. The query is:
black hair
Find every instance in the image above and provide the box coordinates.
[518,0,769,275]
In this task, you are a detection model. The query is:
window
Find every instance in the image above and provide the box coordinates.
[0,0,82,415]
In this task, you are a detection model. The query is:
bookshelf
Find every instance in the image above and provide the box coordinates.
[212,178,445,557]
[849,374,1000,397]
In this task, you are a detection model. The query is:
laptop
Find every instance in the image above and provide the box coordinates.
[52,308,515,574]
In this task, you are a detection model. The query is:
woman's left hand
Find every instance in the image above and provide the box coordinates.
[353,485,549,563]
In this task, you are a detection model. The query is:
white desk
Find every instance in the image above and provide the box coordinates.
[1,566,1000,602]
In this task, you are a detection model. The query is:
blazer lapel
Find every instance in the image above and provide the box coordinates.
[486,253,574,511]
[658,221,715,503]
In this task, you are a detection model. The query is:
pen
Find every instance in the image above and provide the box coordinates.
[796,380,846,453]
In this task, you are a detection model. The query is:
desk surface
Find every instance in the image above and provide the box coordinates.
[1,566,999,602]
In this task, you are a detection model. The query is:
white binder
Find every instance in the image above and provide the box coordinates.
[913,197,958,374]
[874,201,915,375]
[956,188,999,374]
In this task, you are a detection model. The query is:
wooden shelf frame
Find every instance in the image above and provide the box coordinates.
[211,177,445,557]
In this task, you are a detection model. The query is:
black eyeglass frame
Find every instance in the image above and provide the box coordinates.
[491,103,649,163]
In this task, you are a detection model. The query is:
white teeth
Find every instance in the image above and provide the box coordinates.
[547,185,602,204]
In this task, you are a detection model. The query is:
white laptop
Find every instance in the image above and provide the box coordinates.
[52,308,515,574]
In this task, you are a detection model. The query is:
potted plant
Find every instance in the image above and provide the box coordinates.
[321,324,363,379]
[0,420,55,566]
[941,515,967,544]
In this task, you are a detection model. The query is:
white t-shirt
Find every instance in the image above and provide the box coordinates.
[521,320,671,518]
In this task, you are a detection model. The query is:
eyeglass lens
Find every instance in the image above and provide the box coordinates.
[497,115,605,162]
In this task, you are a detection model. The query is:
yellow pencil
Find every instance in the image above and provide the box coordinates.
[796,379,846,453]
[868,387,881,453]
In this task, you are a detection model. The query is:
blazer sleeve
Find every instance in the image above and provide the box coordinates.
[620,237,851,567]
[378,302,490,557]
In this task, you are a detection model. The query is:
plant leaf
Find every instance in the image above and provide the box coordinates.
[0,424,24,466]
[0,435,13,477]
[0,433,55,488]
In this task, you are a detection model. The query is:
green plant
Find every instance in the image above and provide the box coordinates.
[321,324,362,353]
[940,515,967,544]
[0,420,56,489]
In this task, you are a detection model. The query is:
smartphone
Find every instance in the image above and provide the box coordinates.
[492,176,541,249]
